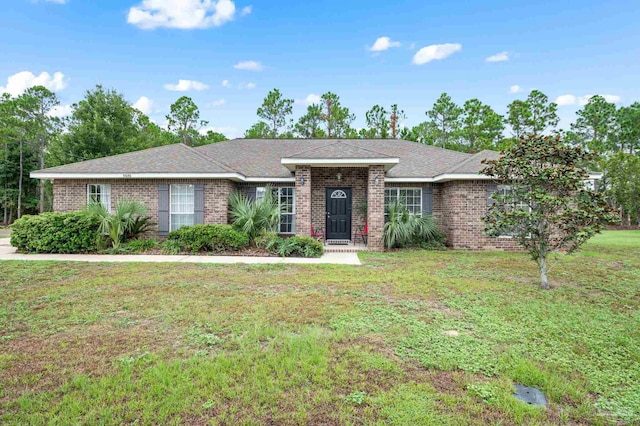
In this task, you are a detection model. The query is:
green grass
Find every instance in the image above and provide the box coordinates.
[0,230,638,425]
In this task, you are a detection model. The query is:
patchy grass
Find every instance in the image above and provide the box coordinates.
[0,231,638,424]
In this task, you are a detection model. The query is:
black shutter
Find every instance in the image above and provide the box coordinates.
[487,184,498,207]
[158,184,170,236]
[246,186,257,202]
[194,184,204,224]
[422,186,433,215]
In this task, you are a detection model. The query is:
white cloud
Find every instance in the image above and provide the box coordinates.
[163,79,209,91]
[46,104,72,118]
[127,0,236,30]
[209,98,226,107]
[297,93,320,106]
[555,94,622,106]
[233,61,263,71]
[241,5,252,16]
[221,79,230,87]
[509,85,521,94]
[133,96,154,114]
[486,51,509,62]
[412,43,462,65]
[242,82,256,89]
[369,36,401,52]
[0,71,68,97]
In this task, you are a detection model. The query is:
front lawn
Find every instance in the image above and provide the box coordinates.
[1,231,638,424]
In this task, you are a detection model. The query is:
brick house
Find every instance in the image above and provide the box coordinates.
[32,138,525,251]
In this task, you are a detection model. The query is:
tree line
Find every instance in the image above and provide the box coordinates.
[1,83,638,225]
[0,85,222,222]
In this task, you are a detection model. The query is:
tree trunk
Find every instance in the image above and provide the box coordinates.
[18,138,23,219]
[39,149,45,213]
[2,142,7,224]
[539,255,550,289]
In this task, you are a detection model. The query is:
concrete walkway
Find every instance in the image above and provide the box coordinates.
[0,239,361,265]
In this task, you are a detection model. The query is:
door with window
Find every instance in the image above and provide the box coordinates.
[326,188,352,240]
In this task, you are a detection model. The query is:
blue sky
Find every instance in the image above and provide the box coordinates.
[1,0,639,138]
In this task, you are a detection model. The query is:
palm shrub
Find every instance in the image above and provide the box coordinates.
[87,199,148,249]
[383,200,443,249]
[229,187,280,241]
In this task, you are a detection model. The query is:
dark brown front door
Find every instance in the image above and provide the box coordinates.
[326,188,352,240]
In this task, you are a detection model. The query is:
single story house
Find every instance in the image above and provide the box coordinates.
[32,138,529,251]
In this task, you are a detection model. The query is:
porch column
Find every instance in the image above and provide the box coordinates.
[367,165,385,251]
[295,165,312,236]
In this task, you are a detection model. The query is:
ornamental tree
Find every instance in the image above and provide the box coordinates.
[482,134,619,289]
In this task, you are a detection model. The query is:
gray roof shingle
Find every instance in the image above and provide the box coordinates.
[36,143,234,174]
[34,138,500,179]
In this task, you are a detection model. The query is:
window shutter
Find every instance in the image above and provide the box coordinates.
[194,183,205,224]
[487,184,498,207]
[422,186,433,215]
[158,184,170,236]
[246,186,257,202]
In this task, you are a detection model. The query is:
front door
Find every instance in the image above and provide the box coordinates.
[326,188,352,240]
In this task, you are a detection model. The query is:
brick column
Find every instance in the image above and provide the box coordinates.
[295,165,312,236]
[367,165,385,251]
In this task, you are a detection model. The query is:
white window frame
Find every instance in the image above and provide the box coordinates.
[169,184,195,232]
[495,184,531,238]
[384,187,422,217]
[87,184,111,212]
[256,186,296,234]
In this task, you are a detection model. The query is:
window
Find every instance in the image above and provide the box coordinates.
[384,188,422,216]
[87,184,111,212]
[494,185,531,237]
[256,187,296,234]
[170,184,194,231]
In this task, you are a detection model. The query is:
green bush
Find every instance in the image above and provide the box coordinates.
[384,201,445,249]
[167,224,249,253]
[228,188,280,241]
[162,239,182,255]
[261,235,323,258]
[10,212,101,254]
[125,239,159,253]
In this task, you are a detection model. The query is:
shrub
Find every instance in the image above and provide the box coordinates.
[10,211,101,253]
[125,239,159,253]
[87,199,149,249]
[384,200,445,250]
[162,239,182,255]
[167,224,249,253]
[228,188,280,241]
[262,235,323,258]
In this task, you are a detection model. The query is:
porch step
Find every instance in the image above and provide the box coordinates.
[323,243,368,253]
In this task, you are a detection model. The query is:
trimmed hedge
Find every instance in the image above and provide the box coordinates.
[259,234,324,258]
[11,212,101,254]
[167,224,249,253]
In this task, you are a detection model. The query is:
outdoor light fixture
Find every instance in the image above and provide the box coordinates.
[300,175,305,186]
[374,175,379,185]
[336,173,342,181]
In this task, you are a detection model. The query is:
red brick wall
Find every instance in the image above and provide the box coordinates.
[309,167,368,240]
[52,179,235,234]
[367,165,385,251]
[295,166,312,237]
[433,180,521,250]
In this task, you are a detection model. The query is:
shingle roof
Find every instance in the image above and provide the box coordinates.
[287,141,394,159]
[33,138,500,179]
[36,143,234,174]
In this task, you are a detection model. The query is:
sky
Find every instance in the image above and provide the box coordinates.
[1,0,639,138]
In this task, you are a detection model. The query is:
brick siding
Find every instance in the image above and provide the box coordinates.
[53,179,235,235]
[367,165,385,251]
[433,180,521,250]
